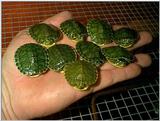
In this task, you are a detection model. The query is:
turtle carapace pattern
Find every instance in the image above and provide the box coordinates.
[87,19,113,46]
[29,23,62,47]
[14,43,48,77]
[60,19,87,42]
[113,27,139,48]
[101,46,134,68]
[76,41,106,67]
[64,60,98,90]
[48,44,77,72]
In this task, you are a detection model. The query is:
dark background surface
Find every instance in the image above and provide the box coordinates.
[2,2,159,120]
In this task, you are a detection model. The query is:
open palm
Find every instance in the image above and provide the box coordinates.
[2,11,152,119]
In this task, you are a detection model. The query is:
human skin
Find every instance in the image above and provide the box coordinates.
[2,11,152,119]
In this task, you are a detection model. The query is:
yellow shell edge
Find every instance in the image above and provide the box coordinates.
[107,60,126,68]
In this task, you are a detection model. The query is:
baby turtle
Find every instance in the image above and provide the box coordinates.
[14,43,48,77]
[113,28,139,48]
[64,60,98,90]
[76,41,106,67]
[101,46,134,68]
[60,19,87,42]
[29,23,62,48]
[48,44,77,72]
[87,19,113,46]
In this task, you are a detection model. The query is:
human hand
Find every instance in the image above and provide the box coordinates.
[2,11,152,119]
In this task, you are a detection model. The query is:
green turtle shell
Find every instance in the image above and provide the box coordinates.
[76,41,106,66]
[48,44,77,72]
[60,19,87,42]
[14,43,48,76]
[64,60,98,90]
[87,19,113,46]
[101,46,134,67]
[29,23,62,47]
[113,28,139,48]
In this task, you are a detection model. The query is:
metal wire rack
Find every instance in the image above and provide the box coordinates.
[2,2,159,120]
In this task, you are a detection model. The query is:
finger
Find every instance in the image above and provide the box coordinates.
[93,63,141,92]
[112,25,127,30]
[111,63,141,84]
[43,11,73,27]
[135,54,152,67]
[95,54,149,93]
